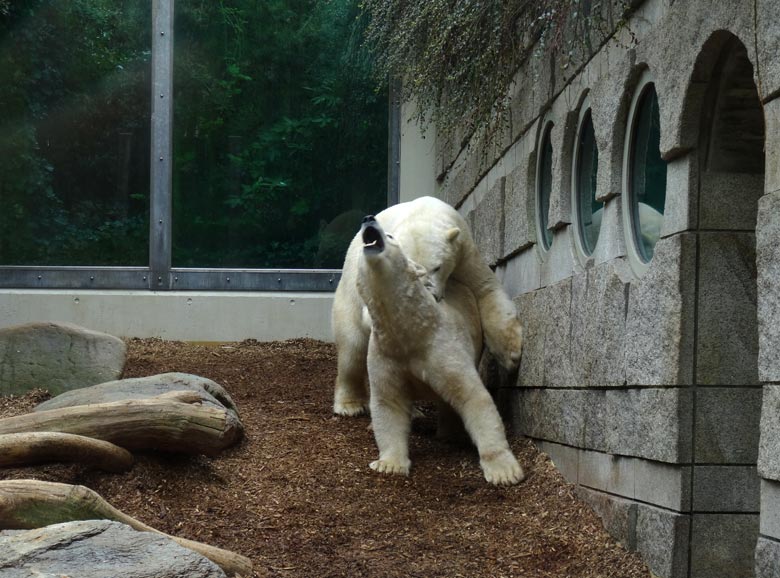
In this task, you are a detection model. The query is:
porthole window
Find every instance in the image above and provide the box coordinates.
[536,122,554,251]
[572,105,601,257]
[622,72,667,273]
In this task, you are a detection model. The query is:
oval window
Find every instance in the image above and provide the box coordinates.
[628,84,666,262]
[575,110,601,256]
[536,123,554,251]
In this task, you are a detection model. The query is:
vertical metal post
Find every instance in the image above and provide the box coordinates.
[387,78,402,207]
[150,0,174,290]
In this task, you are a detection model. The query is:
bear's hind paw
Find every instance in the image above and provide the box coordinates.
[334,400,369,417]
[370,458,410,477]
[480,450,525,486]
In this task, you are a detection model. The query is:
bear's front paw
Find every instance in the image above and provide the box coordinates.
[480,449,525,486]
[490,320,524,371]
[334,399,369,417]
[370,458,411,477]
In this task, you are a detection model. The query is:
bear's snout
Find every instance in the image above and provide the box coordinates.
[361,221,385,254]
[362,214,377,224]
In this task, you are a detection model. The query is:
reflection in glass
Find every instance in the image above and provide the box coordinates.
[537,124,554,251]
[576,111,601,255]
[629,84,667,262]
[172,1,388,268]
[0,2,152,265]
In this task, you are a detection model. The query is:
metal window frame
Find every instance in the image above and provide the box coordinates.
[0,0,400,292]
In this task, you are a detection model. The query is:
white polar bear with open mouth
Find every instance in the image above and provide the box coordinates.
[355,215,524,486]
[331,196,524,417]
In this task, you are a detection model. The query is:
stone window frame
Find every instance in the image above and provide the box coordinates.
[621,68,665,278]
[570,95,600,264]
[534,116,556,256]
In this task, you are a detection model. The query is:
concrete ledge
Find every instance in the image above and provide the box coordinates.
[535,439,691,511]
[577,486,690,578]
[0,290,334,342]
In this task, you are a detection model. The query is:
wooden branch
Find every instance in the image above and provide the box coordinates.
[0,391,242,456]
[0,479,252,577]
[0,432,133,472]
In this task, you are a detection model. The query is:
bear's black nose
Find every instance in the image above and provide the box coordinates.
[362,214,376,224]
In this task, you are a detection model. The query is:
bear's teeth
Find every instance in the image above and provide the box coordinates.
[363,240,378,248]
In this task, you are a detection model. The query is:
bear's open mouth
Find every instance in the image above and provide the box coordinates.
[362,224,385,254]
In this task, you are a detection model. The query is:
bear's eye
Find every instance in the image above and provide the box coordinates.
[431,266,441,273]
[386,233,394,240]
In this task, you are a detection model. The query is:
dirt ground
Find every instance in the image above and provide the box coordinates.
[0,338,651,578]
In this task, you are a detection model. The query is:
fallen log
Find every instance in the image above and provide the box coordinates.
[0,391,242,456]
[0,479,252,577]
[0,432,133,472]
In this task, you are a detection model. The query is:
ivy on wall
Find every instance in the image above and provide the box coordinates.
[361,0,633,151]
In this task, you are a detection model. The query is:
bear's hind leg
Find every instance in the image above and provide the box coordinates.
[333,335,370,416]
[428,363,524,486]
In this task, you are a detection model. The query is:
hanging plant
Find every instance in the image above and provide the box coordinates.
[361,0,633,151]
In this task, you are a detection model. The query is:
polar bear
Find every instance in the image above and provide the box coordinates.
[332,196,523,416]
[356,216,524,485]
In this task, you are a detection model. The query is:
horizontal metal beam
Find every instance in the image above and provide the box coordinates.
[169,268,341,291]
[0,267,342,292]
[0,267,151,290]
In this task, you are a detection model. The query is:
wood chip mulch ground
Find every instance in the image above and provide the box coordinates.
[0,338,651,578]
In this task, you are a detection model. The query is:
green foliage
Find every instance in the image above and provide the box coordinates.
[0,0,151,265]
[0,0,387,268]
[360,0,631,150]
[172,0,388,268]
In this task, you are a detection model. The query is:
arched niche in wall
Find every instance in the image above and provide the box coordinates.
[693,33,763,388]
[681,32,764,577]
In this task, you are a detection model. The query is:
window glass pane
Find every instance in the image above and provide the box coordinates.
[538,125,554,250]
[0,1,151,266]
[172,1,388,269]
[630,85,666,262]
[576,111,601,255]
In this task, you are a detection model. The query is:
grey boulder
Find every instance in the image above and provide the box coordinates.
[0,322,126,396]
[0,520,226,578]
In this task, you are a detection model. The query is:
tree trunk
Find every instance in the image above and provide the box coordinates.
[0,391,242,456]
[0,432,133,472]
[0,479,252,577]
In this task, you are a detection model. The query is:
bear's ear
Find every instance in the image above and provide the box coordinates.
[446,227,460,242]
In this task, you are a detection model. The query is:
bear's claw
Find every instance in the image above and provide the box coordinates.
[480,450,525,486]
[370,458,410,476]
[334,400,369,417]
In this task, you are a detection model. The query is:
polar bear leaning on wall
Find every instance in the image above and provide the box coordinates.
[354,215,524,485]
[331,196,523,416]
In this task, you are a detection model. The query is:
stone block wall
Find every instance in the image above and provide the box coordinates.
[414,0,780,576]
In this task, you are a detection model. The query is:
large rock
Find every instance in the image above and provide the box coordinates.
[0,322,126,396]
[36,372,240,420]
[0,520,226,578]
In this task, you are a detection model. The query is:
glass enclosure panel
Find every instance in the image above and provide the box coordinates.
[0,1,151,265]
[576,111,601,255]
[172,1,388,269]
[537,124,554,250]
[630,84,667,262]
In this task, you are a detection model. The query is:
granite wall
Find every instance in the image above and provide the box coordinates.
[419,0,780,576]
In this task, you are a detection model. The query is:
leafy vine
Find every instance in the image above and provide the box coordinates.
[360,0,633,150]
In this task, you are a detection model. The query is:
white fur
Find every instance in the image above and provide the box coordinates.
[356,222,524,486]
[331,197,523,417]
